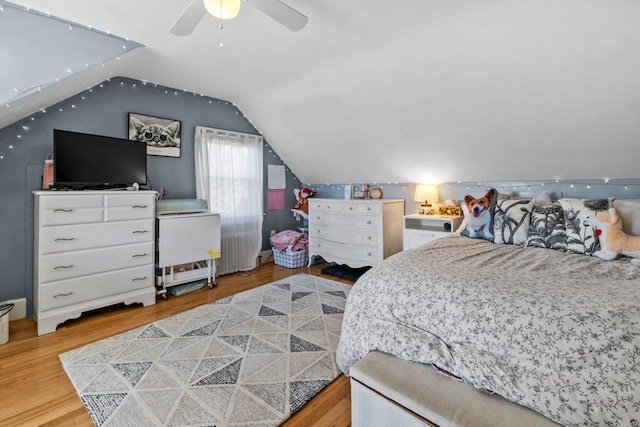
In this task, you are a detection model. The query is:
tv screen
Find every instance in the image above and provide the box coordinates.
[53,129,147,190]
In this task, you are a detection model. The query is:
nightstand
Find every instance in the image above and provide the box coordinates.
[403,214,463,250]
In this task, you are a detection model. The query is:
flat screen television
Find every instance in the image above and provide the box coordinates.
[53,129,147,190]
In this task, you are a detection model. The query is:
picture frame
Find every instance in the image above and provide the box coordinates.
[128,112,182,157]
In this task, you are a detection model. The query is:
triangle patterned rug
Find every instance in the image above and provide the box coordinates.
[59,273,351,426]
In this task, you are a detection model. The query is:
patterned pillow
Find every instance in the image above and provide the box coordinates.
[559,198,612,255]
[526,203,567,250]
[457,188,498,241]
[493,199,534,245]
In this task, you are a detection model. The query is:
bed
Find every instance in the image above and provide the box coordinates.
[336,235,640,426]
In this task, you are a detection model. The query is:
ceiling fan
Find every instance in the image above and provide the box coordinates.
[170,0,308,35]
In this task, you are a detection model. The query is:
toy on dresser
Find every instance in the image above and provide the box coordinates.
[584,207,640,261]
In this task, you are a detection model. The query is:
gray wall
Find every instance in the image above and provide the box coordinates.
[0,77,303,312]
[311,180,640,214]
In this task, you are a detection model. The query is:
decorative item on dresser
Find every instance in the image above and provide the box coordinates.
[403,214,463,250]
[33,190,157,335]
[308,198,405,268]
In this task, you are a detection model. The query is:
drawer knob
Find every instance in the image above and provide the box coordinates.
[133,230,149,234]
[349,207,353,210]
[367,207,371,211]
[132,205,148,209]
[53,292,73,298]
[328,206,331,209]
[54,208,74,212]
[132,277,148,281]
[54,237,76,242]
[367,220,371,224]
[368,236,372,240]
[132,253,148,258]
[367,252,372,256]
[53,265,74,270]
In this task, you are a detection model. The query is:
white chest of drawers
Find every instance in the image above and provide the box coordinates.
[308,199,404,268]
[33,190,157,335]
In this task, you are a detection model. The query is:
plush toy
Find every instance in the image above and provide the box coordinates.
[584,207,640,260]
[293,187,314,215]
[454,188,497,241]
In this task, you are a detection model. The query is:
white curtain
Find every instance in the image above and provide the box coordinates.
[194,126,263,274]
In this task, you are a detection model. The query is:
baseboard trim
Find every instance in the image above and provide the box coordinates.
[260,250,273,264]
[1,298,27,321]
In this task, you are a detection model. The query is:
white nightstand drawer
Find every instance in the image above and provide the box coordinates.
[312,238,382,262]
[40,242,153,283]
[310,226,380,246]
[313,212,380,229]
[40,220,154,254]
[41,208,104,226]
[39,266,153,312]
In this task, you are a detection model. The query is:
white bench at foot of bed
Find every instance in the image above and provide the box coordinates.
[350,352,560,427]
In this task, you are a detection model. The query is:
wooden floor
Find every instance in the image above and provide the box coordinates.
[0,262,352,426]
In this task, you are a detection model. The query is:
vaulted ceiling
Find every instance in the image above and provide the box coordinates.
[2,0,639,184]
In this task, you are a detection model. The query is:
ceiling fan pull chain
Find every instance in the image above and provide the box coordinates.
[219,20,224,48]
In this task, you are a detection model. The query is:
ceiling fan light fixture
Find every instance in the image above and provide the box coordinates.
[203,0,241,20]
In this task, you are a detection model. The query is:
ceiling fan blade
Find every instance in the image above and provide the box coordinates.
[170,0,207,36]
[246,0,308,31]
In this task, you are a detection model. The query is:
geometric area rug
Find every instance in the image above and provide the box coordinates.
[59,274,351,426]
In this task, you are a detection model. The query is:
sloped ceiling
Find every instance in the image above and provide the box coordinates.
[2,0,639,184]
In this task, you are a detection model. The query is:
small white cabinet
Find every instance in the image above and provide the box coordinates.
[155,212,221,298]
[33,190,157,335]
[403,214,463,250]
[308,199,404,268]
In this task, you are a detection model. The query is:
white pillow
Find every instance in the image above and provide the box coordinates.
[613,199,640,236]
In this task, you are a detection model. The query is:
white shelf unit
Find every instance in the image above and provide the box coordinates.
[403,214,463,250]
[155,212,221,298]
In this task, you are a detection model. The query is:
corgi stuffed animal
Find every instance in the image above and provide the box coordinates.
[455,188,496,239]
[584,207,640,260]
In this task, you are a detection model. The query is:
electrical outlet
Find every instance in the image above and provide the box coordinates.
[270,230,276,237]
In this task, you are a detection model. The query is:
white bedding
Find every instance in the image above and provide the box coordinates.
[336,236,640,426]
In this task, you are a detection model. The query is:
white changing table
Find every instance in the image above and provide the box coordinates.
[156,212,221,299]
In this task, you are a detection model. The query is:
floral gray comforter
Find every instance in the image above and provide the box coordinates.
[336,236,640,426]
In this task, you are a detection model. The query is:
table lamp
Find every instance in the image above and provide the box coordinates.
[414,184,439,214]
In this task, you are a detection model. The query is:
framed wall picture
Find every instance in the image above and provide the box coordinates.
[128,112,182,157]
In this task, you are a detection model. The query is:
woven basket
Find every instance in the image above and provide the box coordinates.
[272,248,308,268]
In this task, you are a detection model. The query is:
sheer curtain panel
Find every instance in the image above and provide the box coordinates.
[195,126,263,275]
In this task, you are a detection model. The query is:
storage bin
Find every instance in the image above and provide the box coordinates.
[272,248,308,268]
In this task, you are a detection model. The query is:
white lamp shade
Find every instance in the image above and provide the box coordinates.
[414,184,439,204]
[204,0,241,20]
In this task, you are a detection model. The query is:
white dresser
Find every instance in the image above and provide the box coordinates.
[308,199,404,268]
[33,190,157,335]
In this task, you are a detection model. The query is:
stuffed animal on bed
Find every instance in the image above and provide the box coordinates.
[584,207,640,260]
[454,188,497,241]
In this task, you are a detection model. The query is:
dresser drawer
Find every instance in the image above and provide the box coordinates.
[310,226,380,245]
[40,220,154,254]
[310,201,382,214]
[313,212,381,229]
[39,242,153,283]
[40,194,103,210]
[41,207,103,226]
[39,266,153,312]
[312,238,382,263]
[105,193,155,207]
[105,205,155,222]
